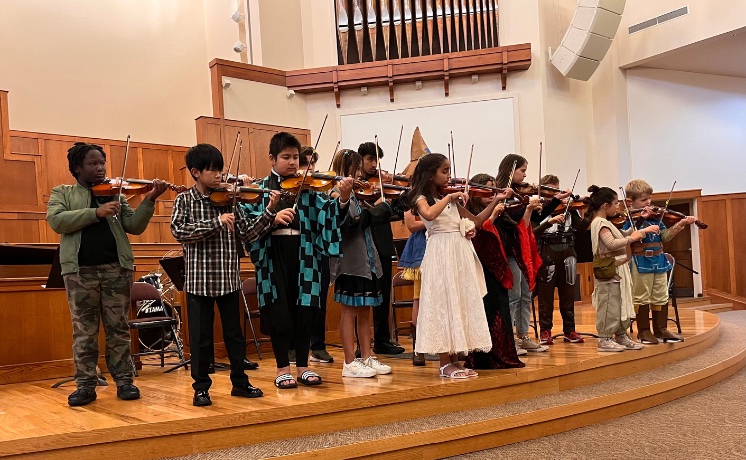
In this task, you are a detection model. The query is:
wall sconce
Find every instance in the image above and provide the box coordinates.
[415,80,423,90]
[361,86,368,95]
[286,89,296,99]
[231,10,244,23]
[222,78,232,89]
[471,74,478,84]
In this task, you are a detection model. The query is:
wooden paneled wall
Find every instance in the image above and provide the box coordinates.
[195,116,311,180]
[0,92,189,244]
[699,192,746,299]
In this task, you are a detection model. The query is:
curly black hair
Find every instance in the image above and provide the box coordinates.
[67,142,106,178]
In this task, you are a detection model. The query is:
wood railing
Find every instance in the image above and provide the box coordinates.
[337,0,500,64]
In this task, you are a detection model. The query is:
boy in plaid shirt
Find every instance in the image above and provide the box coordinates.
[171,144,280,406]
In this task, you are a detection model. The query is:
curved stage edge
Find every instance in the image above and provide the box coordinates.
[0,308,736,459]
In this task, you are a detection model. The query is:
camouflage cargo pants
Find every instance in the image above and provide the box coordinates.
[63,263,133,389]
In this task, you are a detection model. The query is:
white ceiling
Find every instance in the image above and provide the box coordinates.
[635,27,746,79]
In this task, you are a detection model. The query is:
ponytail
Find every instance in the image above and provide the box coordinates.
[582,185,617,226]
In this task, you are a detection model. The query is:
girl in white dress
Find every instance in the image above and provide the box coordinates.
[410,154,513,379]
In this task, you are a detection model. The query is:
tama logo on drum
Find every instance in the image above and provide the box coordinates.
[138,300,166,315]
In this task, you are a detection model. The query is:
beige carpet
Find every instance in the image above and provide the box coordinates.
[164,311,746,460]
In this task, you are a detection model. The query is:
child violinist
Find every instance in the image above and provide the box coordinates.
[47,142,168,407]
[465,173,525,370]
[494,154,570,354]
[171,143,281,406]
[409,154,511,379]
[397,208,427,366]
[585,185,657,352]
[534,174,586,345]
[329,150,393,378]
[623,180,696,344]
[240,133,353,389]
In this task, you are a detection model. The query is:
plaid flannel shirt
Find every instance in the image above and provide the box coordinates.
[171,186,275,296]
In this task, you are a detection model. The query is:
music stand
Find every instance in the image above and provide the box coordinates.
[159,256,229,373]
[34,247,108,388]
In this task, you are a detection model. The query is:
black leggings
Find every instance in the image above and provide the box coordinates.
[269,307,314,368]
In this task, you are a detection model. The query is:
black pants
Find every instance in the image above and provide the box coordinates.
[537,244,577,334]
[187,291,248,391]
[372,254,393,344]
[310,257,330,351]
[262,235,312,368]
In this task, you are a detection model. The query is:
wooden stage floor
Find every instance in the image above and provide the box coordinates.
[0,304,721,459]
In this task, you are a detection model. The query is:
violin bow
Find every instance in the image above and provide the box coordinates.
[537,142,542,197]
[375,135,385,198]
[327,140,341,171]
[618,186,637,231]
[114,135,131,221]
[658,180,676,230]
[504,160,517,204]
[230,140,243,219]
[563,169,581,222]
[293,114,328,211]
[450,131,456,178]
[392,124,404,183]
[225,131,241,179]
[465,144,474,196]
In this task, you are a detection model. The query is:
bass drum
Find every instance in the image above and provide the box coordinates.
[135,299,178,352]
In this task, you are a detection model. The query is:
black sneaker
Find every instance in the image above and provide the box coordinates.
[116,383,141,401]
[373,340,405,355]
[207,363,215,374]
[193,389,212,407]
[243,358,259,370]
[231,383,264,398]
[68,388,97,407]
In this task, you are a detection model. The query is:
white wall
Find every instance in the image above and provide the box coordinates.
[223,79,308,128]
[339,97,518,177]
[0,0,213,146]
[619,0,746,67]
[203,0,244,63]
[627,68,746,195]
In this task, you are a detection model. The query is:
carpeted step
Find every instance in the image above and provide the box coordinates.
[163,312,746,460]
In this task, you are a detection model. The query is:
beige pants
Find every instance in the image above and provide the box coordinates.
[593,281,631,339]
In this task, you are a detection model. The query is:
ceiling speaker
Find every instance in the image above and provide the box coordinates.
[551,0,626,81]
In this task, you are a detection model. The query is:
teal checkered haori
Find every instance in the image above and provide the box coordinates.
[240,176,343,309]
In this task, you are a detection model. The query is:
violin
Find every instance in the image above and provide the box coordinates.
[628,206,708,229]
[92,178,186,196]
[551,197,590,215]
[209,184,290,206]
[280,171,349,194]
[355,181,409,201]
[369,170,410,186]
[513,182,580,201]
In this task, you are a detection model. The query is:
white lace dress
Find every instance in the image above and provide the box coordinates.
[414,197,492,355]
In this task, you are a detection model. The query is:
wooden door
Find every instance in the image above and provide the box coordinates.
[222,125,251,176]
[248,128,278,179]
[656,201,694,297]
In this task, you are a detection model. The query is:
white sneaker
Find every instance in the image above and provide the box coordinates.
[614,333,644,350]
[342,358,377,378]
[518,336,549,353]
[515,345,528,356]
[598,338,626,352]
[363,356,392,375]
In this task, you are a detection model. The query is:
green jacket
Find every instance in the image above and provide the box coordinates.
[46,182,155,274]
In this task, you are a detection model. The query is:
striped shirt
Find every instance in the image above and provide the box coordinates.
[171,186,275,296]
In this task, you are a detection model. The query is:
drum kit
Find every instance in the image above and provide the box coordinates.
[135,250,185,356]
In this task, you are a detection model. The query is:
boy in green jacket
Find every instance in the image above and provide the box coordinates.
[47,142,167,406]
